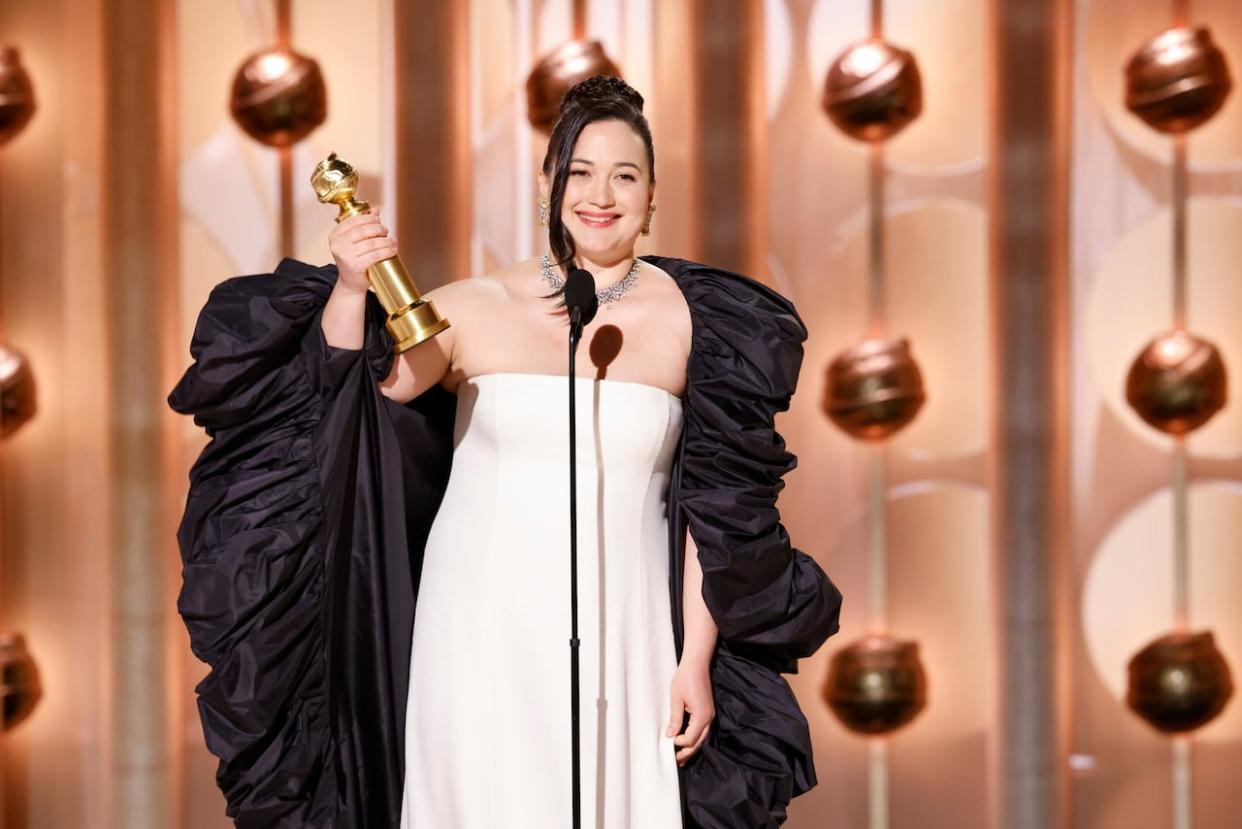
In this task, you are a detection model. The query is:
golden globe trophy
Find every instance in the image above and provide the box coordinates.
[311,152,450,352]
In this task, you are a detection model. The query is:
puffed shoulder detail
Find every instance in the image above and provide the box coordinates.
[169,259,394,430]
[168,258,410,827]
[643,256,841,667]
[644,256,843,828]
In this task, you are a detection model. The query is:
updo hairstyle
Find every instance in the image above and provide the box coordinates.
[541,75,656,279]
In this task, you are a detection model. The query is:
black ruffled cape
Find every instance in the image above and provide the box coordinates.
[169,256,842,828]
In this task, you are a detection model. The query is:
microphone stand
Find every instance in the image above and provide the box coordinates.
[567,306,584,829]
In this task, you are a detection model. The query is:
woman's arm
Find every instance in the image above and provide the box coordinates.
[680,529,718,665]
[667,528,718,766]
[322,208,395,350]
[321,280,369,349]
[320,207,457,404]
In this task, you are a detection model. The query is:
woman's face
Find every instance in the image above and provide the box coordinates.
[541,118,654,265]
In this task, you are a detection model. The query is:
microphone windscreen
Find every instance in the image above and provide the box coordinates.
[564,267,600,326]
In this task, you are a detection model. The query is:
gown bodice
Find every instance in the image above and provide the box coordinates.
[401,371,687,828]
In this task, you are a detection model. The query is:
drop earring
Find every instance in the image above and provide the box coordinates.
[538,199,549,228]
[641,203,656,236]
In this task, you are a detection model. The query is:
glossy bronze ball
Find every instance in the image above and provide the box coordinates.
[230,47,327,148]
[823,635,928,735]
[823,337,927,441]
[526,40,621,133]
[1127,630,1233,734]
[822,38,923,142]
[0,47,36,146]
[1125,329,1227,435]
[0,342,36,440]
[0,632,41,731]
[1125,26,1233,134]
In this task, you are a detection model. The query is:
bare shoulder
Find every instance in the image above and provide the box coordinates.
[639,258,684,297]
[422,258,541,311]
[639,259,692,337]
[422,272,507,317]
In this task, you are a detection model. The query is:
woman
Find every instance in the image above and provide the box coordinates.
[171,76,841,828]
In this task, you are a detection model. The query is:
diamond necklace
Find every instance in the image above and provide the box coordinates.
[540,254,640,306]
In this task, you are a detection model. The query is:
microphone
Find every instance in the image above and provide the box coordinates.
[564,267,599,344]
[560,264,598,826]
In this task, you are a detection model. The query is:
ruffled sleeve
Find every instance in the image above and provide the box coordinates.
[646,256,843,828]
[168,258,454,827]
[672,260,841,668]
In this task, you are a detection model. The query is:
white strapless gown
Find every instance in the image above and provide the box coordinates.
[400,372,686,828]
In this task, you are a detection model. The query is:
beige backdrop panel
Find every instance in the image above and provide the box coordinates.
[1,0,111,826]
[1070,0,1242,826]
[772,1,994,827]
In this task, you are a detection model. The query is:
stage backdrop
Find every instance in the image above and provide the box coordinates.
[0,1,1239,828]
[1069,1,1242,826]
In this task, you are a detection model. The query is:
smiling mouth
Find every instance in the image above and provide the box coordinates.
[576,212,621,228]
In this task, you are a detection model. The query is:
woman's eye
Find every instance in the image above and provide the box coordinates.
[570,169,589,177]
[617,173,636,182]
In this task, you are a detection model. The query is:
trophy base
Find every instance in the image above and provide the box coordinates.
[388,299,451,353]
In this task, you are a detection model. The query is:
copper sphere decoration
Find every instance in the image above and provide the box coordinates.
[526,40,621,133]
[823,337,927,441]
[0,47,36,146]
[822,38,923,143]
[1125,329,1227,435]
[229,47,327,148]
[0,342,36,440]
[823,635,928,735]
[1125,26,1233,134]
[0,632,41,731]
[1127,630,1233,734]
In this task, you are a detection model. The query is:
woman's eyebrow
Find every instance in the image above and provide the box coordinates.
[569,158,641,171]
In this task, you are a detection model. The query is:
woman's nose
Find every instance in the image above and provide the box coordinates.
[590,177,615,206]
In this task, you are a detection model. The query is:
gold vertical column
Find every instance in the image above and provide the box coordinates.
[651,0,699,261]
[103,0,181,825]
[0,133,7,829]
[867,445,889,829]
[990,0,1072,827]
[866,7,890,825]
[1169,132,1190,631]
[1169,8,1192,826]
[393,0,471,289]
[867,144,886,337]
[689,0,766,278]
[573,0,588,40]
[276,0,294,258]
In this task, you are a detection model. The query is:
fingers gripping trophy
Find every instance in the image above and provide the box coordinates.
[310,152,450,352]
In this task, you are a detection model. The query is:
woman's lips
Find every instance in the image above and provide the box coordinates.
[576,212,620,228]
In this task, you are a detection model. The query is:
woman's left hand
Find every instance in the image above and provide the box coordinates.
[666,657,715,766]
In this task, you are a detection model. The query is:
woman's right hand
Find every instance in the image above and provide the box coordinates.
[328,208,397,294]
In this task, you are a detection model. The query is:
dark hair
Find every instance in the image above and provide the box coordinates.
[541,75,656,284]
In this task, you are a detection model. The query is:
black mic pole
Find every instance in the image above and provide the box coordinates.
[562,266,596,829]
[567,306,583,829]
